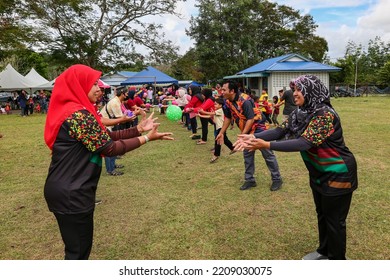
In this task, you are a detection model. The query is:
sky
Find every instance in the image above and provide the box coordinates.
[156,0,390,61]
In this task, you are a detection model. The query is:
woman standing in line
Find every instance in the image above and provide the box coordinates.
[234,75,358,260]
[44,64,173,259]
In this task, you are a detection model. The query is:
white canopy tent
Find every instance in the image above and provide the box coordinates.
[0,64,35,92]
[0,64,56,92]
[25,68,49,86]
[32,79,56,90]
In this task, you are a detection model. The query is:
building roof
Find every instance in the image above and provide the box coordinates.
[225,53,341,79]
[101,71,137,86]
[118,71,137,77]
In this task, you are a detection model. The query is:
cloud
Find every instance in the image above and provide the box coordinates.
[316,0,390,59]
[270,0,368,13]
[150,0,390,59]
[358,0,390,33]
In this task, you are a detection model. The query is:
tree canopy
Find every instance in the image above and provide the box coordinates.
[331,37,390,86]
[14,0,181,71]
[187,0,328,80]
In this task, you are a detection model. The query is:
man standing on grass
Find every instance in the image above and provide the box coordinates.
[277,80,297,121]
[216,80,283,191]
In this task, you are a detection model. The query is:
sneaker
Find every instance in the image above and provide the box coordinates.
[114,164,124,169]
[95,199,102,205]
[240,181,257,190]
[270,180,283,191]
[302,251,328,260]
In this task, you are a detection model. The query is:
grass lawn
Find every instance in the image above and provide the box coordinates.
[0,96,389,260]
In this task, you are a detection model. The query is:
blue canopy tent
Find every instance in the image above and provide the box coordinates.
[179,80,205,88]
[120,66,178,87]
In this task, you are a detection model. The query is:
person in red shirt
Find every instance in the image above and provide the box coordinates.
[134,90,146,108]
[271,95,280,126]
[195,88,215,144]
[126,89,145,126]
[184,86,203,140]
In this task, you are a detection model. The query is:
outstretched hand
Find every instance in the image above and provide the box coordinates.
[147,123,174,141]
[120,115,136,123]
[134,107,146,119]
[233,134,268,151]
[138,112,158,133]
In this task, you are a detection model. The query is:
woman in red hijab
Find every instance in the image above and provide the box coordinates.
[44,64,173,260]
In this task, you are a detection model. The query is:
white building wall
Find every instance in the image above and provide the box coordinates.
[268,72,330,99]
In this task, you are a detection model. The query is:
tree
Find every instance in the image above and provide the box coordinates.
[187,0,328,80]
[170,48,205,82]
[376,61,390,86]
[0,0,37,60]
[18,0,182,70]
[331,38,390,87]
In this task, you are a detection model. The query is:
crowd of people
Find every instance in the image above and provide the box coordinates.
[37,63,357,261]
[0,89,50,116]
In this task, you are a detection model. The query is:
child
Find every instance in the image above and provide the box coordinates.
[199,98,235,163]
[261,95,273,124]
[5,102,11,114]
[271,96,280,126]
[35,102,41,113]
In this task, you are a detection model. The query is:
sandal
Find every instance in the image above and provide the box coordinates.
[210,156,219,163]
[196,140,207,145]
[108,171,123,176]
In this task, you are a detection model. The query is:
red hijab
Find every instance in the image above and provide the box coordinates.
[44,64,106,150]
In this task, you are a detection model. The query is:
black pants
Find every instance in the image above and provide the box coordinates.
[190,117,198,134]
[264,113,272,124]
[200,117,214,141]
[312,190,353,260]
[54,211,94,260]
[214,128,234,156]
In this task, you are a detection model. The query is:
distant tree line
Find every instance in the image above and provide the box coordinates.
[0,0,389,87]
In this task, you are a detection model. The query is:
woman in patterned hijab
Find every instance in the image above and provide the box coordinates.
[234,75,358,260]
[286,75,333,138]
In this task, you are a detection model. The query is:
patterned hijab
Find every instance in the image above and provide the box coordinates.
[286,75,332,138]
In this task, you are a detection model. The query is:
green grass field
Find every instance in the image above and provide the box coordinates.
[0,96,389,260]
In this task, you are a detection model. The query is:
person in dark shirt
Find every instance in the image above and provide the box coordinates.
[234,75,357,260]
[44,64,173,260]
[278,80,297,121]
[216,80,283,191]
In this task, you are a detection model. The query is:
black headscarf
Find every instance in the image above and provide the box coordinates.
[190,85,204,102]
[128,90,136,100]
[286,75,332,138]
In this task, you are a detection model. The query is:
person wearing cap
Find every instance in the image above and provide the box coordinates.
[43,64,173,260]
[234,75,357,260]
